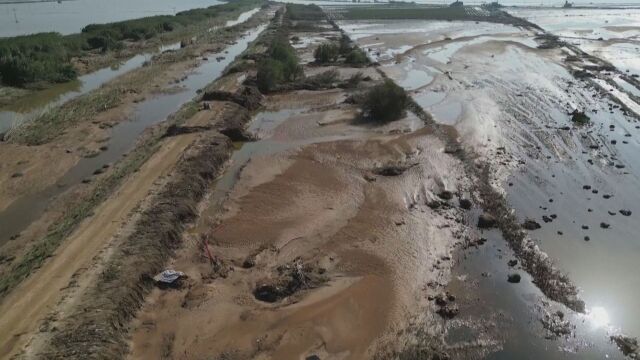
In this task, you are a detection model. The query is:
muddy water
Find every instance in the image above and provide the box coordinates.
[0,24,267,245]
[0,7,262,134]
[341,15,640,358]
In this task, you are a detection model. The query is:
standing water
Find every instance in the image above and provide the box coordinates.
[0,24,267,245]
[0,7,262,133]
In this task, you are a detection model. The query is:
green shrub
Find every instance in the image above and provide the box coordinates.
[363,79,408,123]
[257,59,285,92]
[314,43,340,64]
[345,48,369,66]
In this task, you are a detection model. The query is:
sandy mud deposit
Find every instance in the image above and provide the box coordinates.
[127,8,479,360]
[341,6,640,359]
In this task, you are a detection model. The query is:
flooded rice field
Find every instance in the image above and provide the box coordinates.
[340,12,640,358]
[0,24,266,246]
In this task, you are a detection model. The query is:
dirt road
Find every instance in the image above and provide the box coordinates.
[0,108,220,358]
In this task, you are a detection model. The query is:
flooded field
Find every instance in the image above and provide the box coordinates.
[0,7,262,133]
[341,11,640,358]
[0,24,266,245]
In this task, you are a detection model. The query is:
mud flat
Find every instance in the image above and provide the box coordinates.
[341,6,640,359]
[126,5,481,360]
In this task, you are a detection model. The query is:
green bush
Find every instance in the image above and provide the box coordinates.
[345,48,369,66]
[257,59,285,92]
[314,43,340,64]
[363,79,408,123]
[256,36,302,92]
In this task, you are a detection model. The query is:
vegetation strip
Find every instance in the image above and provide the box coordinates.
[0,0,262,88]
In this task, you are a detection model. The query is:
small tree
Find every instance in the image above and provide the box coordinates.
[345,48,368,66]
[314,43,339,64]
[363,79,408,123]
[257,59,285,92]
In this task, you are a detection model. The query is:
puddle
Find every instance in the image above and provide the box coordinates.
[447,225,622,359]
[0,24,268,245]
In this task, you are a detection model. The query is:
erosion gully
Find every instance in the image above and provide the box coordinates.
[0,22,267,246]
[340,9,640,359]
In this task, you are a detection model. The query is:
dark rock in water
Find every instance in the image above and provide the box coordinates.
[581,225,589,230]
[459,198,472,210]
[611,140,617,145]
[610,335,639,357]
[438,190,453,200]
[608,211,616,216]
[592,189,599,194]
[600,222,610,229]
[542,215,553,223]
[478,213,497,229]
[583,185,592,190]
[557,231,563,235]
[550,214,557,219]
[507,274,521,283]
[584,236,590,241]
[522,219,541,230]
[559,126,571,131]
[615,164,626,169]
[603,194,612,199]
[508,259,518,267]
[620,209,632,216]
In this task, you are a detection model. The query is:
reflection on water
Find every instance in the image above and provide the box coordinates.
[0,6,261,134]
[0,0,222,37]
[0,24,267,246]
[0,47,173,133]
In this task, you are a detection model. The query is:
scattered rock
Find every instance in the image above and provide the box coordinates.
[508,259,518,267]
[459,198,472,210]
[438,190,453,201]
[507,273,521,283]
[478,213,497,229]
[600,222,610,229]
[522,219,541,230]
[620,209,632,216]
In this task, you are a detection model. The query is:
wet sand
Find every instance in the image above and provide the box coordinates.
[127,21,474,359]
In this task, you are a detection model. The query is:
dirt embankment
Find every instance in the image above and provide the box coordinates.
[0,7,278,359]
[0,6,273,302]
